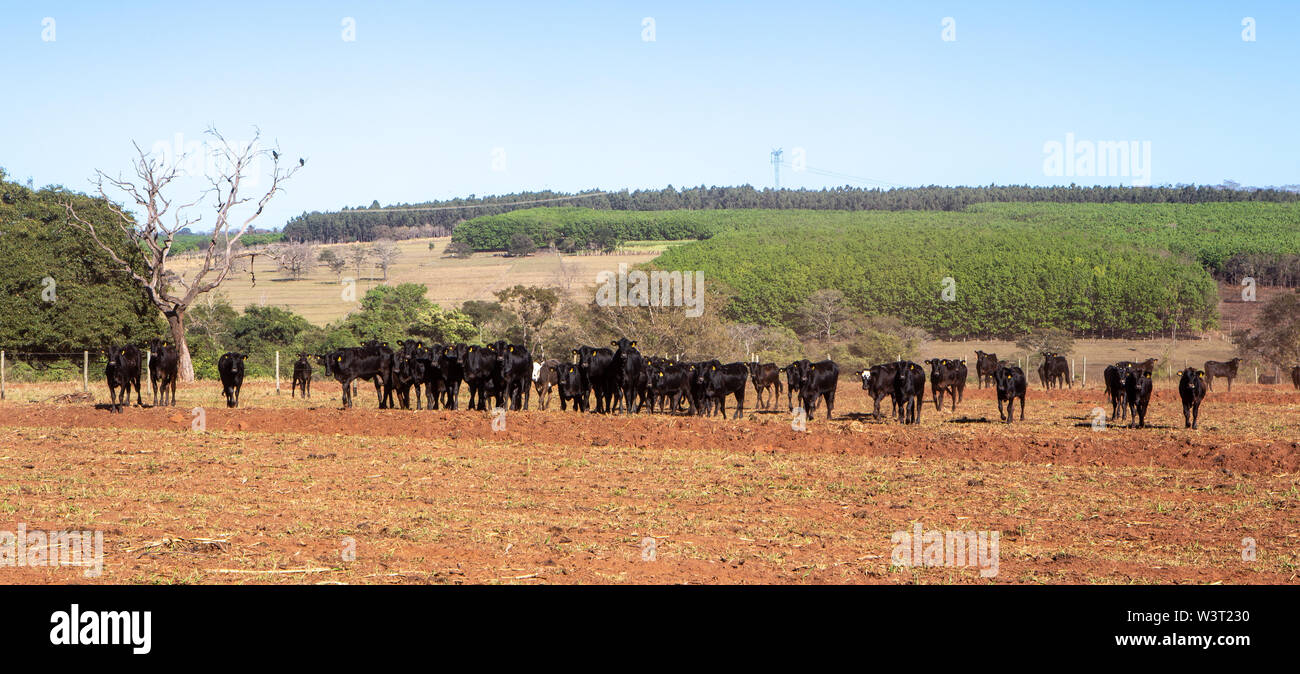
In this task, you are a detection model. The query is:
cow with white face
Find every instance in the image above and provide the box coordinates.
[532,359,562,410]
[861,362,901,420]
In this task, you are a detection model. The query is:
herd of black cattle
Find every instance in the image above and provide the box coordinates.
[97,339,1300,429]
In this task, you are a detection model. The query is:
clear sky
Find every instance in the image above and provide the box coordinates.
[2,1,1297,230]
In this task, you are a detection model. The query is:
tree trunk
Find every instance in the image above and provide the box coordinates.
[165,310,195,382]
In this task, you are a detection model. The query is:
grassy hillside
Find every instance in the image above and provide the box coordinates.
[170,202,1299,336]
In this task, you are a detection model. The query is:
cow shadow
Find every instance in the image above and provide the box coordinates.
[1070,421,1178,430]
[840,412,889,423]
[93,403,149,412]
[945,416,991,424]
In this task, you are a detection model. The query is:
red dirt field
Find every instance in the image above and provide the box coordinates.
[1,380,1298,585]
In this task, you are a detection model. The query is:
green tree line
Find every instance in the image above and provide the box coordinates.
[281,183,1300,244]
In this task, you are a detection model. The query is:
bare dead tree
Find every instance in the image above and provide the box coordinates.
[727,323,765,358]
[267,241,315,280]
[63,127,300,381]
[370,239,401,281]
[345,244,371,281]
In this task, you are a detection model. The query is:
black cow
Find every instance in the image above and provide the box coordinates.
[649,361,691,414]
[292,352,312,399]
[437,345,465,409]
[628,360,652,413]
[799,360,839,420]
[1292,366,1300,391]
[217,352,247,408]
[532,359,561,410]
[112,344,144,409]
[323,343,390,409]
[993,364,1027,424]
[611,338,644,415]
[747,362,784,410]
[893,361,926,425]
[697,360,749,419]
[1041,352,1071,389]
[640,357,667,413]
[382,347,424,410]
[859,362,899,420]
[1203,357,1243,391]
[494,341,533,411]
[1123,369,1153,428]
[147,338,179,407]
[103,345,135,413]
[575,346,617,414]
[557,363,589,412]
[973,350,999,389]
[782,359,811,411]
[682,361,711,415]
[1178,368,1208,429]
[1103,363,1132,421]
[925,358,966,412]
[409,343,444,410]
[463,345,502,411]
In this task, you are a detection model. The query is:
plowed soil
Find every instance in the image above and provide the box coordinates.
[2,380,1297,585]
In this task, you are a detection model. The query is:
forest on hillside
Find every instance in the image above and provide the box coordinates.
[649,202,1300,339]
[281,183,1300,244]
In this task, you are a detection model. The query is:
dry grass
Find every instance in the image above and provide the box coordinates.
[167,237,672,325]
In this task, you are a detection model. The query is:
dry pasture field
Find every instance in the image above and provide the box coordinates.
[1,377,1298,585]
[167,237,667,324]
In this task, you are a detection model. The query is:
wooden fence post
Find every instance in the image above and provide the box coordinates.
[276,351,281,395]
[83,351,89,393]
[1,350,5,400]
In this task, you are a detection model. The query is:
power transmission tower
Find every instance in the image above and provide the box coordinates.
[771,148,783,189]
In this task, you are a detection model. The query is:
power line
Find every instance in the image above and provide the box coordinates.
[776,161,907,189]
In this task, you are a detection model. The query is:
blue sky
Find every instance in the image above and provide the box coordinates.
[2,1,1296,230]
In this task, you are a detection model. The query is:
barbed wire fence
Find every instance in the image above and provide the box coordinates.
[0,350,286,401]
